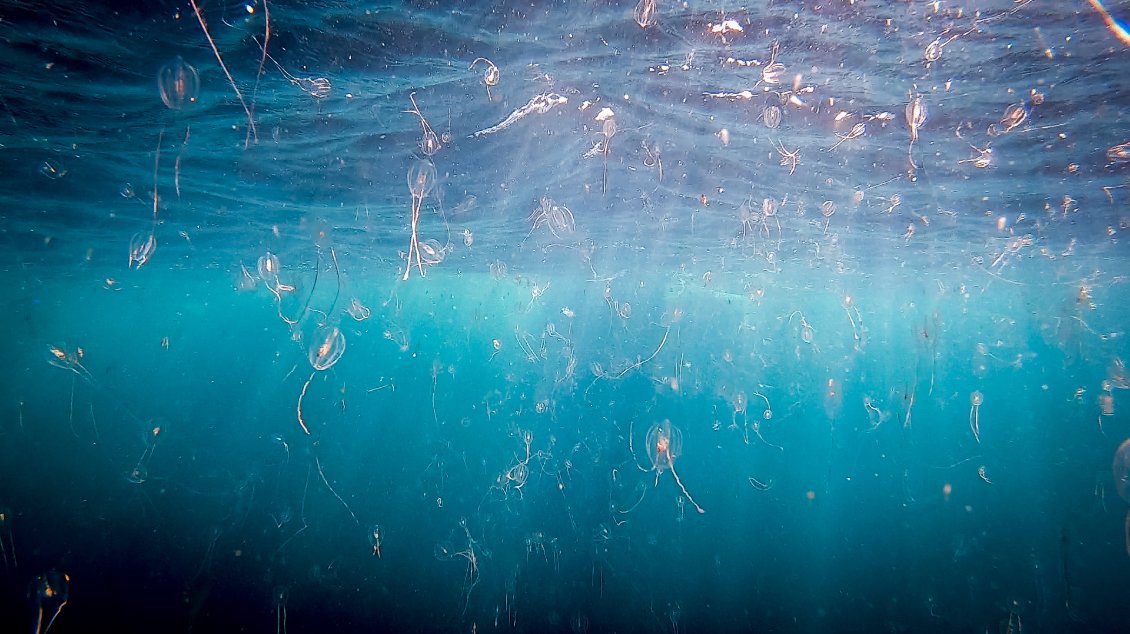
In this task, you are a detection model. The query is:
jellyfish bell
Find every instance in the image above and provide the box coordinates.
[158,56,200,110]
[308,325,345,371]
[407,159,437,199]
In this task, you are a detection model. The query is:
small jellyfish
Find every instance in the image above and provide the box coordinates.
[762,105,782,129]
[969,391,984,443]
[157,56,200,110]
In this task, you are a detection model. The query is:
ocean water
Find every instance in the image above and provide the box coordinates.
[2,0,1129,632]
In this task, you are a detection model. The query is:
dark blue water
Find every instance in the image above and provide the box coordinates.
[2,0,1130,632]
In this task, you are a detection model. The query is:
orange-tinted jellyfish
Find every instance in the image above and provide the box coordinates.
[645,420,704,513]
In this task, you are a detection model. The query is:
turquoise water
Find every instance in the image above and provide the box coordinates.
[2,0,1130,632]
